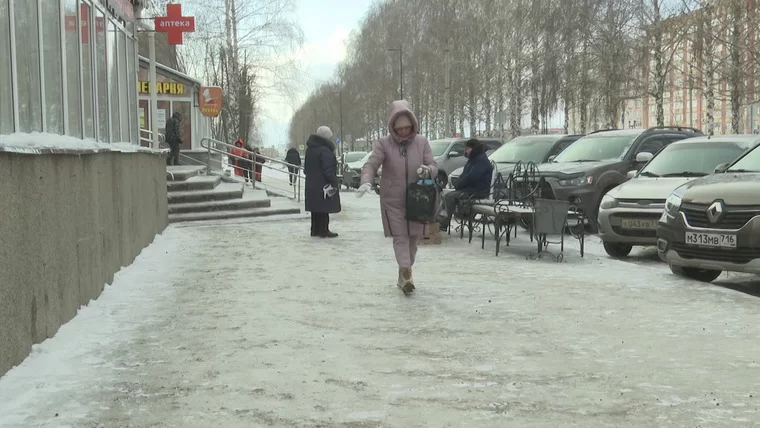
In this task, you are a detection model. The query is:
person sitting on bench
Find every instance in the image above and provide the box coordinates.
[438,139,494,232]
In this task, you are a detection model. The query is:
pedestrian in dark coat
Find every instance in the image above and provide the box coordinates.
[438,139,494,231]
[284,147,302,186]
[253,148,265,182]
[304,126,341,238]
[165,112,182,166]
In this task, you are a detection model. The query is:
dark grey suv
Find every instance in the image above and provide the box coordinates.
[524,127,703,232]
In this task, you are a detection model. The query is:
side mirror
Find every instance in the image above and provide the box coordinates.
[448,151,462,158]
[626,170,637,179]
[714,163,729,173]
[547,155,557,163]
[636,152,653,163]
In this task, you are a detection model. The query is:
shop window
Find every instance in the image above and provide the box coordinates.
[108,21,120,141]
[157,100,170,137]
[95,9,107,142]
[126,35,137,143]
[118,30,129,142]
[14,0,42,132]
[81,2,94,139]
[0,0,13,134]
[63,0,82,138]
[41,0,64,134]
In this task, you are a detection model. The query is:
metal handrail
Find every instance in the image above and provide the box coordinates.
[139,128,166,143]
[200,137,303,202]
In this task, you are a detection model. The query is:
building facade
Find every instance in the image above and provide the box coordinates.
[136,57,212,150]
[0,0,140,143]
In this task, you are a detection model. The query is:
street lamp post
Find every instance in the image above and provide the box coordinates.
[388,47,403,99]
[339,91,345,150]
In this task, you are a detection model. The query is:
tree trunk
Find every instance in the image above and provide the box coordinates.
[730,0,742,134]
[702,3,716,135]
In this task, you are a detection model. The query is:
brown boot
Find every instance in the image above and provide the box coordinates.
[397,268,415,294]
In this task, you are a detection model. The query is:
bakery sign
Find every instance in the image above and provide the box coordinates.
[138,81,186,95]
[199,87,223,118]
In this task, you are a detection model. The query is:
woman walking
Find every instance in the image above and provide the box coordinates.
[230,139,252,182]
[304,126,341,238]
[357,100,438,294]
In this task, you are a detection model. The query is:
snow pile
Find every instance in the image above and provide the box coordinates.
[0,227,183,426]
[0,132,163,154]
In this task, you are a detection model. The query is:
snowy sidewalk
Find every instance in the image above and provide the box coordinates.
[2,194,760,427]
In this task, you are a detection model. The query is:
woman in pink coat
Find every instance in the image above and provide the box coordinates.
[358,100,438,294]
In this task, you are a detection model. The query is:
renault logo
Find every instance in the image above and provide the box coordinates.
[706,201,724,224]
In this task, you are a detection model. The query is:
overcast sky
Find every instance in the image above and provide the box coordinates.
[257,0,374,150]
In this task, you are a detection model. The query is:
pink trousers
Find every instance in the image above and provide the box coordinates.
[392,236,420,269]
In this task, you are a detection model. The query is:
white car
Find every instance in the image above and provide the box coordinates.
[597,135,759,258]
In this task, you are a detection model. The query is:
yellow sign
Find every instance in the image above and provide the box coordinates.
[137,81,185,95]
[298,145,305,151]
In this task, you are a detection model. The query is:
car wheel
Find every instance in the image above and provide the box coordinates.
[603,242,633,258]
[670,264,722,282]
[436,171,448,188]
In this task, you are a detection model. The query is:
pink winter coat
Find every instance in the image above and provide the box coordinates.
[361,100,439,238]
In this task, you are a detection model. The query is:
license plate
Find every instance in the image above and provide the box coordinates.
[685,232,737,248]
[621,218,657,229]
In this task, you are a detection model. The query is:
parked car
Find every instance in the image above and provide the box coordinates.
[656,139,760,282]
[427,138,504,187]
[448,134,583,189]
[340,151,367,171]
[522,126,703,233]
[341,152,372,189]
[597,135,757,258]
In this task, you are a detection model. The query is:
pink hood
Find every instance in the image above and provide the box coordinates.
[386,100,419,145]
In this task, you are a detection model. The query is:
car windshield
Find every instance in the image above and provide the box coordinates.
[429,141,453,157]
[639,142,752,177]
[488,138,557,164]
[727,143,760,172]
[344,152,366,163]
[553,134,635,162]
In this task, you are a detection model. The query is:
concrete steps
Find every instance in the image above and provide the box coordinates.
[167,175,221,192]
[166,165,206,181]
[165,165,300,223]
[168,206,301,223]
[167,186,244,204]
[168,198,271,214]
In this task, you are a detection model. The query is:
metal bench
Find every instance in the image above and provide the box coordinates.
[457,161,586,259]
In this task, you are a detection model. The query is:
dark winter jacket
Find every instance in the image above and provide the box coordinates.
[285,148,301,167]
[165,116,182,145]
[454,143,493,197]
[304,135,341,214]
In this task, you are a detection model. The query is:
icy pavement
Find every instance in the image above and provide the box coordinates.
[2,195,760,427]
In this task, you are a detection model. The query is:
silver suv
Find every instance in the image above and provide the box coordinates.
[597,136,757,257]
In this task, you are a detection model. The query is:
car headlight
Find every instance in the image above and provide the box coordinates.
[599,194,618,210]
[664,193,682,217]
[558,176,593,187]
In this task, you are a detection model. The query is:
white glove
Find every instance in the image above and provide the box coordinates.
[356,182,372,198]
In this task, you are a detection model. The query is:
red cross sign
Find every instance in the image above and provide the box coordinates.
[154,4,195,45]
